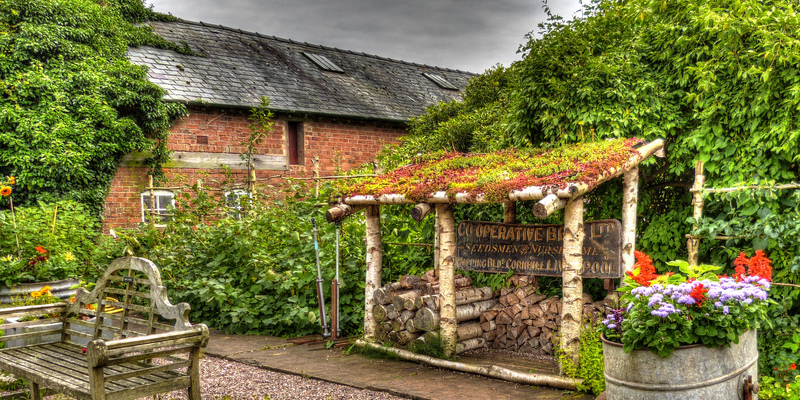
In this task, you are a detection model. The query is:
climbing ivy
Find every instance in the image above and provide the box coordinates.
[0,0,190,214]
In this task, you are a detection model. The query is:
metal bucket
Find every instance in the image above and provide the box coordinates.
[602,329,759,400]
[0,278,80,303]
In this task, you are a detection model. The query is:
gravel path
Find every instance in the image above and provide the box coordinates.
[160,356,410,400]
[3,356,409,400]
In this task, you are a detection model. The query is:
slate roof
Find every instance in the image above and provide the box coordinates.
[128,20,477,122]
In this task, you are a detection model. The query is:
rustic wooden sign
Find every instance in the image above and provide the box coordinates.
[455,219,622,278]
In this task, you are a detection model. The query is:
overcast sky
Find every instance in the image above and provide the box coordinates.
[146,0,584,73]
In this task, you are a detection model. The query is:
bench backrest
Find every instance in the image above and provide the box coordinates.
[64,257,192,345]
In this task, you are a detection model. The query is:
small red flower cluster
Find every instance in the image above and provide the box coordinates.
[689,283,708,306]
[627,250,658,286]
[28,246,49,266]
[733,250,773,282]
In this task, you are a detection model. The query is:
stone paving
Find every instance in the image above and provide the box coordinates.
[205,331,596,400]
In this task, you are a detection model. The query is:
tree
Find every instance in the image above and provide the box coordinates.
[0,0,189,214]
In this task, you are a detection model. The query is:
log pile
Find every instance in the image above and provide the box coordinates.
[479,275,610,356]
[372,271,498,354]
[374,273,610,357]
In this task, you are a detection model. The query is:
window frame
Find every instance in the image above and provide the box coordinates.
[224,189,251,219]
[140,189,175,226]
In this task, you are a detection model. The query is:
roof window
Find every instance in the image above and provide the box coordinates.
[423,73,458,90]
[302,52,345,73]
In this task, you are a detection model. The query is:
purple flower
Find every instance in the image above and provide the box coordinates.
[723,306,729,315]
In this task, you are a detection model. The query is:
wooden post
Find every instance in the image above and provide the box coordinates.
[248,163,256,194]
[313,156,320,198]
[436,203,457,358]
[688,161,705,265]
[434,208,441,278]
[503,201,516,224]
[621,166,639,276]
[188,346,202,400]
[148,175,156,228]
[364,205,383,340]
[561,197,585,371]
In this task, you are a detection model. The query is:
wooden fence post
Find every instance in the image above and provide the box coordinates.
[503,201,517,224]
[688,161,705,265]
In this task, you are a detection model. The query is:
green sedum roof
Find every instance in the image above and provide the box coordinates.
[338,138,648,203]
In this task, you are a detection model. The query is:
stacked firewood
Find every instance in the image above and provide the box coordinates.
[479,274,609,356]
[372,270,499,354]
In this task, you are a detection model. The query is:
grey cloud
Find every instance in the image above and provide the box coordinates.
[147,0,582,72]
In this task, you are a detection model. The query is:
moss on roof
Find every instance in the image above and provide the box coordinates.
[338,138,646,202]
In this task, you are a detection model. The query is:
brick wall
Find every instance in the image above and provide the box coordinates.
[102,106,406,231]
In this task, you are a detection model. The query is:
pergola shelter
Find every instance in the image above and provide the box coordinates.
[327,138,665,377]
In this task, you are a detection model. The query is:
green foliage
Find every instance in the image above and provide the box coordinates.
[0,0,189,215]
[0,200,97,286]
[96,177,438,337]
[758,300,800,396]
[556,319,605,395]
[382,66,518,168]
[407,333,449,360]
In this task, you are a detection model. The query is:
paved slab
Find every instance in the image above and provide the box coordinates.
[205,331,595,400]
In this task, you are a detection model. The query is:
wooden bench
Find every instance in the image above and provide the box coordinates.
[0,257,209,400]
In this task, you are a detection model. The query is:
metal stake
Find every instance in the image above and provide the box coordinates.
[332,222,341,338]
[311,218,330,338]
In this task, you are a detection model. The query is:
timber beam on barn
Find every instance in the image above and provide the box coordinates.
[327,138,664,372]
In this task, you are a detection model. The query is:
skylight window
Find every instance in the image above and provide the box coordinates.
[302,52,345,73]
[423,73,458,90]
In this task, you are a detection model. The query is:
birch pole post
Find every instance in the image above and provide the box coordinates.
[364,205,383,340]
[435,203,457,358]
[433,208,441,278]
[621,166,639,276]
[688,161,705,266]
[561,197,585,371]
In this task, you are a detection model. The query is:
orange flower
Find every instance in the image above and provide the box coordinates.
[791,363,797,370]
[7,176,14,185]
[31,291,42,298]
[0,186,10,196]
[35,246,47,254]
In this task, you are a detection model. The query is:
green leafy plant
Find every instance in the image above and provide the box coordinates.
[0,200,97,286]
[556,318,605,395]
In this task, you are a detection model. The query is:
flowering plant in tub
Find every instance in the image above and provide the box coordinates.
[602,250,773,357]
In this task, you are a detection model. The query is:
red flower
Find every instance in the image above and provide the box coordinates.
[35,246,47,254]
[626,251,658,286]
[82,347,87,354]
[791,363,797,370]
[748,250,772,281]
[689,283,708,306]
[733,251,773,282]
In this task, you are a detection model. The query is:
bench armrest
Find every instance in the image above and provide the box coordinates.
[86,324,209,367]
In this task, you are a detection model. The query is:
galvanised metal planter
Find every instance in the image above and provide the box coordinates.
[0,278,79,303]
[602,330,759,400]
